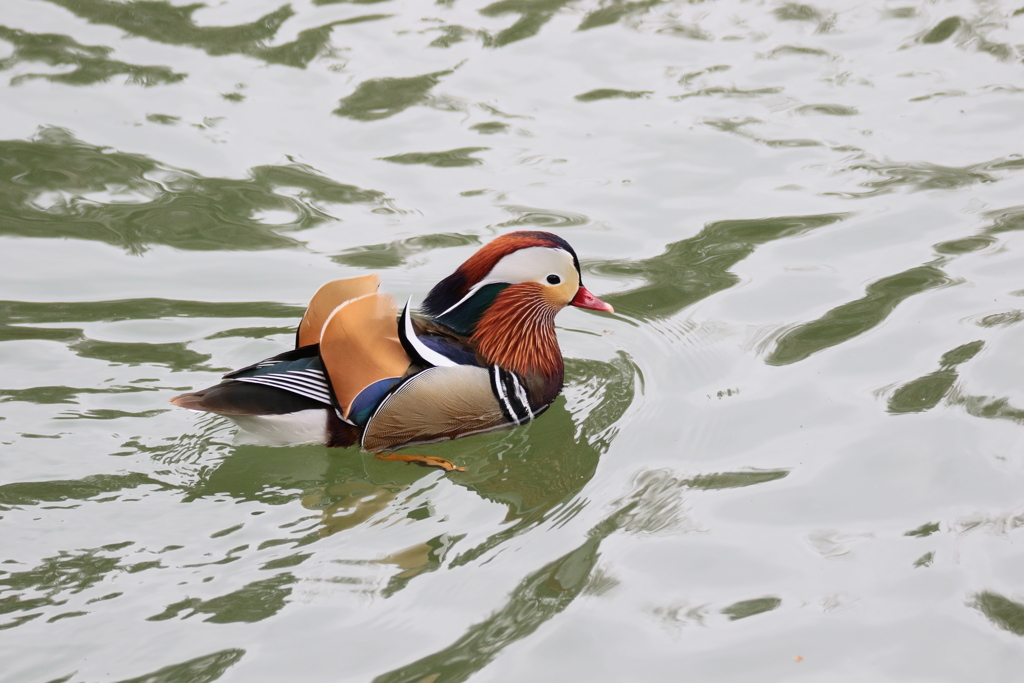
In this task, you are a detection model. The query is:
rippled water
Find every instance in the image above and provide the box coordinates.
[3,0,1024,680]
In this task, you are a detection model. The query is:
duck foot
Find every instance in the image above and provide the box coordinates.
[374,452,465,472]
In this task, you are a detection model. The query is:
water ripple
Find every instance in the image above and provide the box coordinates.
[0,128,386,253]
[595,212,850,320]
[496,204,591,228]
[766,264,956,366]
[0,25,185,87]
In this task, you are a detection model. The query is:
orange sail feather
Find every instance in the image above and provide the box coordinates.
[296,274,379,348]
[319,293,411,419]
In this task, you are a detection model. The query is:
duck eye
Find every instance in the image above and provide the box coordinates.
[546,274,561,285]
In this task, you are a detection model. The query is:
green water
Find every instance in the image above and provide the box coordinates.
[3,0,1024,680]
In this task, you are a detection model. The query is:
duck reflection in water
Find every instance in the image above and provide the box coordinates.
[180,351,639,554]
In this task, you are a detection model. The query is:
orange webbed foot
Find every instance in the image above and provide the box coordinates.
[374,452,465,472]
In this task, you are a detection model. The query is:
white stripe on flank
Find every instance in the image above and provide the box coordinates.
[490,365,519,425]
[508,373,533,422]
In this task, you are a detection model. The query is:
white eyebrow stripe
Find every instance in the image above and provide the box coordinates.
[437,247,575,318]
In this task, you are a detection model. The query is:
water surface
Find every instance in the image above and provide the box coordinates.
[3,0,1024,681]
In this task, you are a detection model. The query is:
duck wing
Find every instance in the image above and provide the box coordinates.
[173,289,412,425]
[170,346,331,415]
[224,346,332,405]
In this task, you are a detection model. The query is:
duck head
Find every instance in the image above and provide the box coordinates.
[421,231,613,378]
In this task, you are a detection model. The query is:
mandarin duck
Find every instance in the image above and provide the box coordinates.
[171,231,614,471]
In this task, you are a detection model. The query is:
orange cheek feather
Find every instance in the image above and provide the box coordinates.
[473,283,561,378]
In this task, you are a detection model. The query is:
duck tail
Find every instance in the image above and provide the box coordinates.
[170,382,327,416]
[169,391,209,411]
